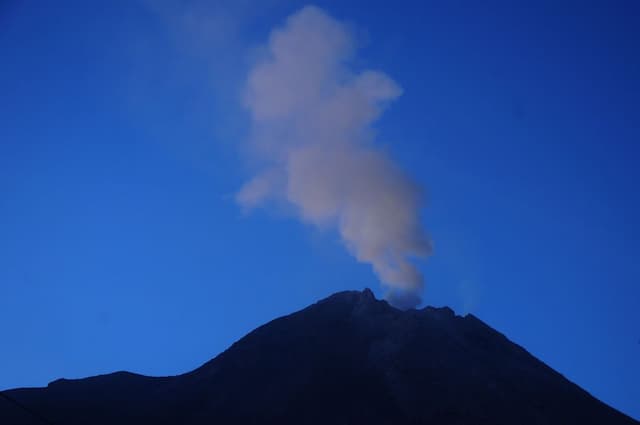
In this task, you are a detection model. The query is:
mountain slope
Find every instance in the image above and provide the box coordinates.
[2,289,637,424]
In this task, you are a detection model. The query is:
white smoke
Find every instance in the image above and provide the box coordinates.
[237,6,431,308]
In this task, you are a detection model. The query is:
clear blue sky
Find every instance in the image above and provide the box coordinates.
[1,0,638,419]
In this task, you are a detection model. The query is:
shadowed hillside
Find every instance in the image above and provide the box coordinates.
[2,289,637,424]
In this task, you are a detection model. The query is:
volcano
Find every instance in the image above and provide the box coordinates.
[1,289,637,424]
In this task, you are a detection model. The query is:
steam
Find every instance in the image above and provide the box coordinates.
[237,6,431,308]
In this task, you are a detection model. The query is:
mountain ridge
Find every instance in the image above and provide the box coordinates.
[2,289,637,424]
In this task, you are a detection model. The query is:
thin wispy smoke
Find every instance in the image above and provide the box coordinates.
[237,6,431,308]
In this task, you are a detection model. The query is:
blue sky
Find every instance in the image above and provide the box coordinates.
[1,0,639,419]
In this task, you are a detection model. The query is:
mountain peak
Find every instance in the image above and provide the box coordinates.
[318,287,377,303]
[312,287,387,311]
[362,287,375,299]
[315,288,458,320]
[2,289,637,425]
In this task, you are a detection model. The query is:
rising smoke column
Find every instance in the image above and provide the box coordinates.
[236,6,431,308]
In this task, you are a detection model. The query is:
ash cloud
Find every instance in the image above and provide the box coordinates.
[237,6,431,308]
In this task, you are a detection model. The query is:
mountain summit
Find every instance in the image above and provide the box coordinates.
[2,289,637,424]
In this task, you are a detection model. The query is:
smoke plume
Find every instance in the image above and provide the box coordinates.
[237,6,431,308]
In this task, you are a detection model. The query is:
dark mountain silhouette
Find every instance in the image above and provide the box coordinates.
[1,289,637,424]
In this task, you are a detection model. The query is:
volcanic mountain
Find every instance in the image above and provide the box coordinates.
[1,289,637,424]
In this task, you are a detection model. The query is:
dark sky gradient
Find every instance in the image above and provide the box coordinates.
[1,0,638,419]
